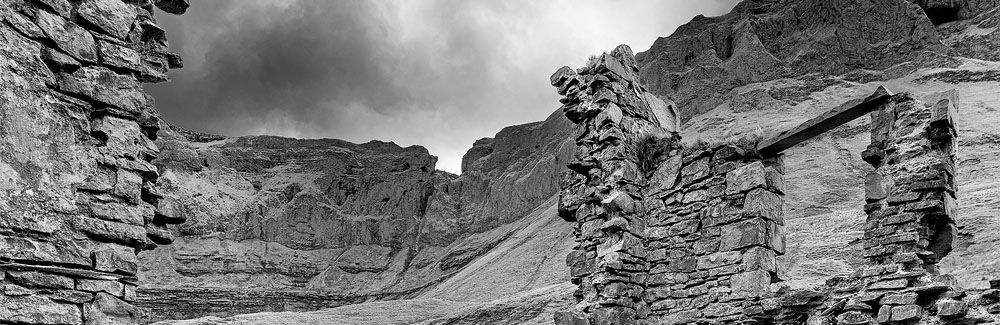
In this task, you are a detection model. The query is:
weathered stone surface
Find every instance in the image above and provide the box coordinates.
[881,292,918,305]
[720,218,768,251]
[56,67,147,115]
[890,304,923,321]
[84,292,142,325]
[77,279,125,296]
[0,294,83,325]
[6,271,74,289]
[155,0,191,14]
[726,161,767,194]
[732,270,771,298]
[936,299,967,318]
[79,0,138,39]
[35,10,97,63]
[92,245,138,275]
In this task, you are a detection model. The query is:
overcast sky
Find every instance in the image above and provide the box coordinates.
[147,0,738,174]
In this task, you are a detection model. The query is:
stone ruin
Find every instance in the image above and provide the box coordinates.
[551,45,1000,324]
[0,0,188,323]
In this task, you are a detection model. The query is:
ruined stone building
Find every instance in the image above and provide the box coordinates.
[552,45,998,324]
[0,0,189,323]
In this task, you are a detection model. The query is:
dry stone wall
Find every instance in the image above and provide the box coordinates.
[553,46,998,324]
[553,45,786,325]
[0,0,187,323]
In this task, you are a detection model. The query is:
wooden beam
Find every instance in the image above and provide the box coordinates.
[758,86,894,156]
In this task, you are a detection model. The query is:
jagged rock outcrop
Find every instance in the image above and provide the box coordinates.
[635,0,999,121]
[137,108,575,320]
[0,0,186,323]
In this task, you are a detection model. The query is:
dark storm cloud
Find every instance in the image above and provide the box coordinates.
[147,0,739,173]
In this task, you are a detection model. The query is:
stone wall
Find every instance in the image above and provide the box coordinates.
[553,46,998,324]
[0,0,187,323]
[553,45,785,325]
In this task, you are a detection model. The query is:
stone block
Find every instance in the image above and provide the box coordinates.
[553,310,590,325]
[84,292,143,325]
[5,271,74,290]
[76,279,124,296]
[668,219,700,236]
[567,250,596,278]
[764,166,785,194]
[591,306,635,325]
[731,270,770,298]
[36,10,97,63]
[597,232,641,258]
[865,171,894,201]
[876,305,891,323]
[680,157,710,185]
[90,202,148,226]
[725,161,767,194]
[551,66,577,86]
[669,257,697,273]
[936,299,967,318]
[890,304,922,321]
[648,155,683,196]
[601,191,635,213]
[0,294,82,325]
[835,311,872,325]
[880,292,918,305]
[703,302,742,317]
[73,216,148,247]
[97,39,142,72]
[38,0,73,17]
[92,244,138,275]
[56,67,147,116]
[697,251,742,270]
[766,220,786,254]
[741,246,778,275]
[720,218,768,251]
[79,0,139,39]
[744,188,784,224]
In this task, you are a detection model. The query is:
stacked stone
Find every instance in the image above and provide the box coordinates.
[552,44,678,325]
[801,92,981,324]
[0,0,188,323]
[855,92,960,323]
[642,145,785,324]
[552,44,785,325]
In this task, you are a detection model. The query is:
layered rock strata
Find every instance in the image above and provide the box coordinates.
[0,0,187,323]
[635,0,999,121]
[136,107,574,320]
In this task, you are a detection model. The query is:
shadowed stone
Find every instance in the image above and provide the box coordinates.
[35,10,97,63]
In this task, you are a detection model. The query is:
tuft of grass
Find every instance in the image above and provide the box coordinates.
[631,130,680,177]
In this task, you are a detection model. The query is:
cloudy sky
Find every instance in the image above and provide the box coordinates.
[147,0,738,174]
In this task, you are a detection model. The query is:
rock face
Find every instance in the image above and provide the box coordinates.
[635,0,999,121]
[136,109,575,320]
[0,0,186,324]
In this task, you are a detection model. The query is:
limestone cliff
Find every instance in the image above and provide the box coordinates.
[137,108,575,320]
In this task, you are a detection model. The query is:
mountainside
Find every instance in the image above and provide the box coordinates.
[137,109,576,320]
[143,0,1000,323]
